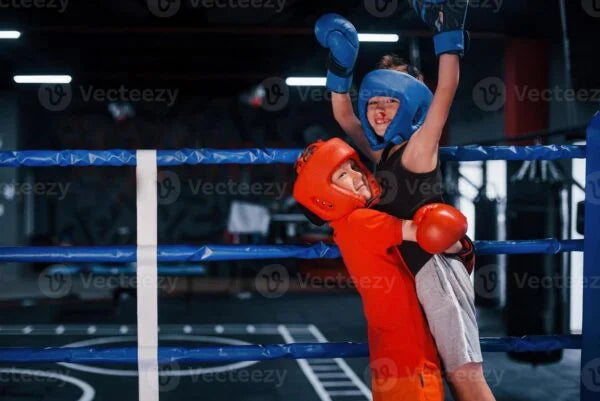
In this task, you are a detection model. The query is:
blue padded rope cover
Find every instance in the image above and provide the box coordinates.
[0,240,583,263]
[0,145,586,167]
[0,335,581,364]
[46,265,207,276]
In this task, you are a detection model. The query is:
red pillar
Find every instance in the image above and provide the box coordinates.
[504,39,550,143]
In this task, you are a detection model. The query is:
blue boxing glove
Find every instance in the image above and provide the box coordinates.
[315,13,359,93]
[410,0,469,57]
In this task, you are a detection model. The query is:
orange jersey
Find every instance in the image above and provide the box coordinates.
[330,208,443,401]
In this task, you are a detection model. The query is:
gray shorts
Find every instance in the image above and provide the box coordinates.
[415,254,483,373]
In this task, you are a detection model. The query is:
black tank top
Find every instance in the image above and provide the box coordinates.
[373,142,444,274]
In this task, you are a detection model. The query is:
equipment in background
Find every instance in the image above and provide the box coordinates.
[505,159,569,365]
[576,201,584,235]
[473,186,505,309]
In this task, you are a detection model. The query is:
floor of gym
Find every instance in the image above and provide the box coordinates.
[0,294,581,401]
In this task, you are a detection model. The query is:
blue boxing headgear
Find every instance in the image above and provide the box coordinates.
[358,69,433,150]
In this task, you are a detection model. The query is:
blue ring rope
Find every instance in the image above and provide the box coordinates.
[0,335,581,364]
[46,265,207,276]
[0,145,586,167]
[0,239,583,263]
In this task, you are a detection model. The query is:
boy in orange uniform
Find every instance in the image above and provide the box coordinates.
[315,2,496,399]
[294,138,469,400]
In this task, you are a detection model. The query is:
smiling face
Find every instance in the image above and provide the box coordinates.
[331,159,372,201]
[366,96,400,138]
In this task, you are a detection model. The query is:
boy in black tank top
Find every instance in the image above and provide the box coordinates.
[374,141,445,275]
[314,2,495,400]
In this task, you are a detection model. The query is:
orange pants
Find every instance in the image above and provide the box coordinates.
[372,368,444,401]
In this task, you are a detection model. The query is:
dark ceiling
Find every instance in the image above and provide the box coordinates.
[1,0,599,95]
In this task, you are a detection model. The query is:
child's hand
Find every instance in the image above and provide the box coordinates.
[413,203,468,254]
[315,14,359,93]
[410,0,469,57]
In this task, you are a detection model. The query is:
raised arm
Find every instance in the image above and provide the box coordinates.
[315,14,383,164]
[402,0,469,173]
[402,54,459,172]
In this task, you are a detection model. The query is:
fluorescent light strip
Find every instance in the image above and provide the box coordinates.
[13,75,72,84]
[285,77,326,87]
[0,31,21,39]
[358,33,399,42]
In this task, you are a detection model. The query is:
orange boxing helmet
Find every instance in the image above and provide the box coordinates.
[293,138,381,222]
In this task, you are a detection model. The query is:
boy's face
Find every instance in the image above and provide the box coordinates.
[331,159,372,201]
[366,96,400,138]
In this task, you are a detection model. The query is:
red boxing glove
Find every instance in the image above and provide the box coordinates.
[414,203,468,254]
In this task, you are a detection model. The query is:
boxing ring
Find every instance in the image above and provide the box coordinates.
[0,111,598,401]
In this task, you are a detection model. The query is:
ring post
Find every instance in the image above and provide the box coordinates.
[581,111,600,401]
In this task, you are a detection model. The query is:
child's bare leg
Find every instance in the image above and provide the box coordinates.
[446,362,495,401]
